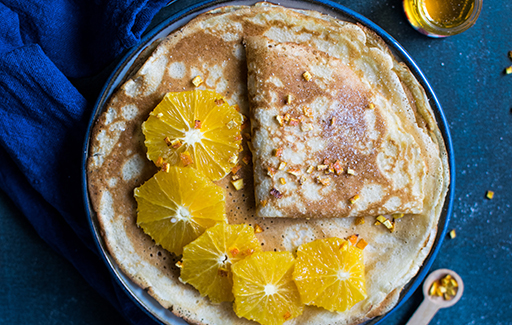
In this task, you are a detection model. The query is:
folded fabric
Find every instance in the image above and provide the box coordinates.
[0,0,169,324]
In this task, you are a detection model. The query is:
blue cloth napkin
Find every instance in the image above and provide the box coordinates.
[0,0,170,323]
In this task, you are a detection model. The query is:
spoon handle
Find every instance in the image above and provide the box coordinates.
[405,298,440,325]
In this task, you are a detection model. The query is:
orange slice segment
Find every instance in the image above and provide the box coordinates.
[180,223,261,303]
[232,251,304,325]
[142,90,242,181]
[134,167,226,255]
[292,237,367,312]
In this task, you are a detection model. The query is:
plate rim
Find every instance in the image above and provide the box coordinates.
[81,1,456,324]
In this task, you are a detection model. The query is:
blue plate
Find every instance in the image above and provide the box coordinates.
[82,1,455,324]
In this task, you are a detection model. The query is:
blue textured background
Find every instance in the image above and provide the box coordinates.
[1,0,511,324]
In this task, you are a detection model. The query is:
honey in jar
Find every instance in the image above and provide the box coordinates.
[403,0,482,37]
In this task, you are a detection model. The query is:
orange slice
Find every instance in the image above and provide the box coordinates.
[134,167,226,255]
[180,223,261,303]
[293,237,367,312]
[232,251,303,325]
[142,90,242,181]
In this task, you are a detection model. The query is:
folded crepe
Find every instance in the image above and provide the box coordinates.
[245,36,427,219]
[86,3,450,325]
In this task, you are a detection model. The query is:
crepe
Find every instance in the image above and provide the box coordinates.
[245,36,427,219]
[86,3,449,325]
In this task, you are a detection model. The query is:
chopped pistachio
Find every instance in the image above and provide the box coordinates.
[316,176,330,186]
[349,194,360,204]
[231,179,244,190]
[215,98,225,105]
[333,160,343,175]
[283,311,291,320]
[276,115,284,126]
[274,147,283,157]
[355,217,365,225]
[303,106,313,117]
[175,261,183,268]
[156,112,164,119]
[229,154,239,165]
[242,155,251,165]
[286,94,293,104]
[301,123,313,132]
[267,167,276,177]
[231,164,241,175]
[302,71,312,81]
[486,190,494,199]
[279,177,286,185]
[287,168,301,177]
[155,156,164,167]
[306,166,314,174]
[348,234,358,245]
[229,247,240,257]
[317,164,328,171]
[278,161,287,170]
[506,66,512,75]
[330,117,337,126]
[231,174,240,181]
[170,139,182,149]
[162,162,171,173]
[449,229,457,239]
[254,223,263,234]
[383,219,394,231]
[367,103,375,109]
[376,215,387,223]
[298,175,306,185]
[283,113,291,123]
[289,118,300,126]
[392,213,404,219]
[356,238,368,250]
[260,200,267,207]
[191,75,203,87]
[346,168,356,175]
[340,241,349,251]
[164,137,172,146]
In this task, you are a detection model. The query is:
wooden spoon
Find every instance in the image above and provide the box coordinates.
[406,269,464,325]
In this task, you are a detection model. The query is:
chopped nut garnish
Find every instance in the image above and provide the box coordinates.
[346,168,356,175]
[191,75,203,87]
[242,155,251,165]
[323,158,330,165]
[218,268,229,277]
[232,164,241,175]
[194,120,202,129]
[229,247,240,257]
[156,112,164,119]
[170,139,182,149]
[215,98,225,105]
[330,117,337,126]
[270,188,283,199]
[306,166,314,174]
[392,213,404,219]
[486,190,494,199]
[232,174,240,181]
[289,118,300,126]
[317,164,328,171]
[376,215,387,223]
[355,217,365,225]
[274,147,283,157]
[180,152,193,166]
[301,123,313,132]
[267,167,276,177]
[229,154,239,165]
[175,261,183,268]
[286,94,293,104]
[244,248,255,256]
[298,175,306,185]
[276,115,284,126]
[278,161,287,170]
[279,177,286,185]
[302,71,312,81]
[430,274,458,300]
[356,238,368,250]
[164,137,172,146]
[254,224,264,233]
[374,221,381,226]
[231,179,244,190]
[506,66,512,75]
[303,106,313,117]
[383,219,394,232]
[283,113,291,123]
[162,162,171,173]
[316,176,330,186]
[349,194,360,204]
[227,120,237,129]
[449,229,457,239]
[287,168,301,177]
[333,160,343,175]
[327,163,335,174]
[155,156,164,167]
[283,311,291,320]
[367,103,375,109]
[260,200,267,207]
[348,234,358,245]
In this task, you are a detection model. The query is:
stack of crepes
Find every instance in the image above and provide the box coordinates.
[87,3,449,325]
